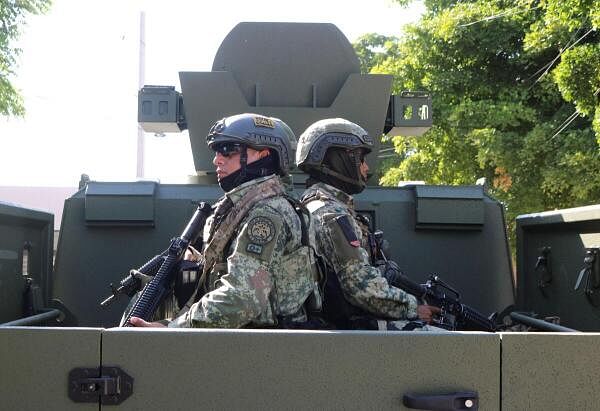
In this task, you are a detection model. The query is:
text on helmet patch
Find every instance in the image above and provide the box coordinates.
[253,116,275,129]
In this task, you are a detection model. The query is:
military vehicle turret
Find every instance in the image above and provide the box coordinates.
[2,22,600,411]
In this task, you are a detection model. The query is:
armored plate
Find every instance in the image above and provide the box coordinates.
[0,327,102,410]
[516,204,600,330]
[102,329,499,410]
[501,332,600,410]
[0,202,54,322]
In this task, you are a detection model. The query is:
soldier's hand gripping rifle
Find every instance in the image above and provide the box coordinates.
[390,272,496,331]
[118,202,212,327]
[369,230,496,332]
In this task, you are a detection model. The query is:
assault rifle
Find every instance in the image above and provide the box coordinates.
[390,272,497,332]
[112,202,212,327]
[367,228,496,332]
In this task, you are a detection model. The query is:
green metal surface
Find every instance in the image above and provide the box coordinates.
[0,202,54,322]
[0,327,101,410]
[84,182,156,225]
[516,205,600,330]
[354,185,514,315]
[415,185,485,228]
[102,329,499,410]
[501,332,600,410]
[52,183,223,327]
[48,182,513,326]
[179,22,393,182]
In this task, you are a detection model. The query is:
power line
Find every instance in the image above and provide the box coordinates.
[549,110,580,141]
[458,3,540,27]
[528,27,596,89]
[523,25,587,83]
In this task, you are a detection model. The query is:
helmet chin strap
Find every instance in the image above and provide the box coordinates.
[231,144,248,188]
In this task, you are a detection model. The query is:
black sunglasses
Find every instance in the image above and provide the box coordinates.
[212,142,243,157]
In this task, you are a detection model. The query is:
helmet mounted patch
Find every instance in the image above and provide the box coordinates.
[253,116,275,129]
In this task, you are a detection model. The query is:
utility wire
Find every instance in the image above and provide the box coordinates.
[549,110,580,141]
[528,27,596,89]
[523,25,586,82]
[454,2,597,143]
[458,3,540,27]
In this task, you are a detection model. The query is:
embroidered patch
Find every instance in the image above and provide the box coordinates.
[246,243,263,254]
[246,216,276,245]
[335,215,360,247]
[253,116,275,128]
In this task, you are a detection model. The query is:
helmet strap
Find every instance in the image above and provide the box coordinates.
[231,144,247,188]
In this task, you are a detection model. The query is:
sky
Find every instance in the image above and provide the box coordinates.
[1,0,424,187]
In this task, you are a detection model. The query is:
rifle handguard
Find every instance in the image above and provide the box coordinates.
[390,271,428,300]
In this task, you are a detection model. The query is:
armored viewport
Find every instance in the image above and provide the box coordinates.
[138,22,432,183]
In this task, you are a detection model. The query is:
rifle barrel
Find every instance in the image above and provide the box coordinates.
[510,312,577,332]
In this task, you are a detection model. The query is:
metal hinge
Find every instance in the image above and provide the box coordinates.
[68,366,133,405]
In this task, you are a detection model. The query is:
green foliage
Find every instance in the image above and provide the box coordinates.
[0,0,51,116]
[353,33,400,73]
[369,0,600,246]
[553,43,600,116]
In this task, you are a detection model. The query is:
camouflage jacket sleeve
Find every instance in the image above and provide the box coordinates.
[317,210,418,320]
[169,204,287,328]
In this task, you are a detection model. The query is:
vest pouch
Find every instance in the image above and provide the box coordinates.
[275,246,315,316]
[305,252,324,312]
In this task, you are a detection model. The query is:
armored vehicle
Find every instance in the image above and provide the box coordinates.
[2,22,600,410]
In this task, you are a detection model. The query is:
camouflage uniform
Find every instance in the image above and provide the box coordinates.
[124,113,318,329]
[302,182,420,327]
[297,118,442,331]
[169,175,315,328]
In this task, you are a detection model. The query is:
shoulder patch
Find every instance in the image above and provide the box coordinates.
[246,216,276,245]
[334,215,361,247]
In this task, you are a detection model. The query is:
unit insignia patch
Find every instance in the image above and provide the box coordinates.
[253,116,275,128]
[246,216,276,245]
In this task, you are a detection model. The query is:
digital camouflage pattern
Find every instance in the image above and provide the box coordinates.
[302,182,418,321]
[169,175,314,328]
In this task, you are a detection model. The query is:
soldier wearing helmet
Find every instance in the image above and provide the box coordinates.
[130,113,319,328]
[297,118,440,331]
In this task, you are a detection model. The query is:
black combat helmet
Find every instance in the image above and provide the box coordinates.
[207,113,296,176]
[207,113,297,191]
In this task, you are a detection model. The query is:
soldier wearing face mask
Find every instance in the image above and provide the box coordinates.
[129,113,320,329]
[296,118,440,331]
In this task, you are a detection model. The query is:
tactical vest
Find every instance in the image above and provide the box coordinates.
[301,191,375,329]
[186,177,323,327]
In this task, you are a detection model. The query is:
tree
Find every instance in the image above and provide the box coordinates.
[360,0,600,242]
[0,0,51,116]
[353,33,400,74]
